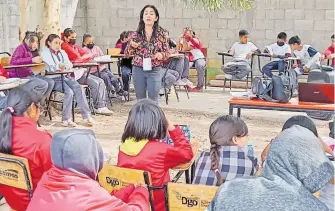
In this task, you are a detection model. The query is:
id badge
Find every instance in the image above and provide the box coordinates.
[143,57,152,71]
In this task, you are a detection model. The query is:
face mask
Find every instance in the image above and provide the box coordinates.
[69,39,76,45]
[277,41,285,46]
[86,43,94,49]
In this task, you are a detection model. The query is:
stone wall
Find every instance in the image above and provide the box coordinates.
[0,0,80,52]
[0,0,334,67]
[75,0,334,67]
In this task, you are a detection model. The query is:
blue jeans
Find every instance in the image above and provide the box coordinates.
[132,66,163,104]
[121,66,131,91]
[262,60,285,78]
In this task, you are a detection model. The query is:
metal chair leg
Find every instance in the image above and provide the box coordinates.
[229,79,232,91]
[184,85,190,99]
[164,85,169,105]
[223,78,227,91]
[174,85,180,102]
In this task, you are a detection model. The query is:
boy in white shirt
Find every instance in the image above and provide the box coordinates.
[263,32,292,78]
[288,36,322,75]
[222,30,260,79]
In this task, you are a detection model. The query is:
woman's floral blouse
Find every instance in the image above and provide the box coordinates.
[125,26,170,68]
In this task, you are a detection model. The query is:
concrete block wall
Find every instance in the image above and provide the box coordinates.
[73,0,334,68]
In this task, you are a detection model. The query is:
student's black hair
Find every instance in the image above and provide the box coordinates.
[45,34,60,48]
[82,33,93,47]
[136,5,160,40]
[239,29,249,37]
[288,36,301,45]
[331,34,334,39]
[63,28,76,38]
[116,31,128,45]
[121,99,168,142]
[209,115,248,186]
[277,32,287,39]
[282,115,318,137]
[23,31,38,43]
[0,82,43,154]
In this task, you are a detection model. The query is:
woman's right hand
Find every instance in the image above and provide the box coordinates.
[130,40,140,48]
[32,56,43,64]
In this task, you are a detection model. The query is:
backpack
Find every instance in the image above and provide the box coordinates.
[252,69,296,103]
[306,66,334,121]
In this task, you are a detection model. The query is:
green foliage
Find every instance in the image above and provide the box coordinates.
[161,0,254,11]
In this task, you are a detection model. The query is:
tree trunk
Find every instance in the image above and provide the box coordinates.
[40,0,61,47]
[19,0,28,42]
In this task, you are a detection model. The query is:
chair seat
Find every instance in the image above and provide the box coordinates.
[225,74,247,80]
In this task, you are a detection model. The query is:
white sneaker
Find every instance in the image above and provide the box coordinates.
[182,78,193,86]
[83,117,95,127]
[175,79,187,86]
[95,107,114,115]
[159,88,165,95]
[62,120,77,128]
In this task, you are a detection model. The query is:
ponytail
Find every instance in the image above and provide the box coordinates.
[210,144,224,186]
[0,108,14,154]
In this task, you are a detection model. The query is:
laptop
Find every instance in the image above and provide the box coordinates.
[298,82,334,104]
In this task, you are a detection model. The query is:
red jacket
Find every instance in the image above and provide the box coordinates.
[324,45,334,66]
[117,126,193,211]
[0,116,52,211]
[0,66,8,78]
[61,42,92,64]
[27,166,149,211]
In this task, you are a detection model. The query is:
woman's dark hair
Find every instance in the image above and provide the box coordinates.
[45,34,60,48]
[121,99,168,142]
[63,28,76,38]
[116,31,128,45]
[282,115,318,137]
[82,33,93,47]
[23,31,38,43]
[136,5,160,40]
[288,36,301,45]
[209,115,248,186]
[0,82,43,154]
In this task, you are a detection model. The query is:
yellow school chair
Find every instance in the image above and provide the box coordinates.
[0,153,33,199]
[0,52,11,66]
[98,165,156,211]
[165,182,218,211]
[106,48,121,56]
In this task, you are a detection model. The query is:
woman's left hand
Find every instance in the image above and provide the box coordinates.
[153,52,163,60]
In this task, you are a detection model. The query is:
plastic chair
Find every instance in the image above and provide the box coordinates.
[165,182,218,211]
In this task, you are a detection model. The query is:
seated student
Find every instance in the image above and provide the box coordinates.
[261,115,334,166]
[262,32,292,78]
[221,29,260,80]
[323,34,335,66]
[177,28,206,91]
[0,79,52,211]
[0,65,8,109]
[193,115,258,186]
[207,124,334,211]
[27,129,149,211]
[115,31,133,92]
[61,28,113,115]
[164,37,193,87]
[41,34,94,127]
[288,35,322,75]
[82,33,128,97]
[9,31,55,102]
[117,99,193,211]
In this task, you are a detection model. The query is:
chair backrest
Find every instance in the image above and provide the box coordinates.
[106,48,121,56]
[0,153,33,198]
[98,165,152,193]
[166,182,218,211]
[98,165,154,210]
[0,57,11,66]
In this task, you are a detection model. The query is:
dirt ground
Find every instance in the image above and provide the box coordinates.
[0,87,331,210]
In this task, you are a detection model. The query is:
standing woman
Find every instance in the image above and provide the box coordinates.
[125,5,170,104]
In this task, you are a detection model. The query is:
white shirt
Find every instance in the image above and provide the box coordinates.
[229,42,258,62]
[293,45,322,69]
[265,43,291,61]
[179,37,205,61]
